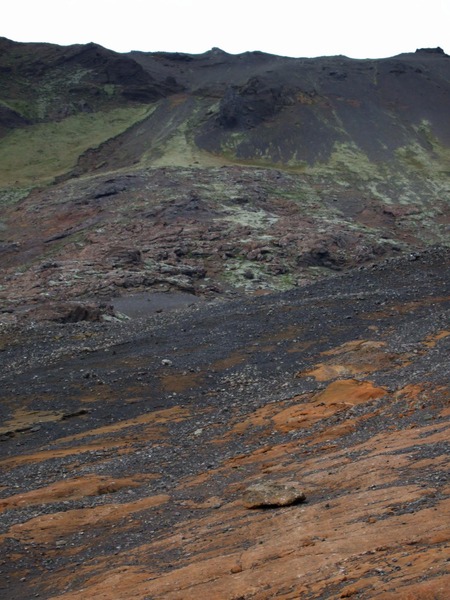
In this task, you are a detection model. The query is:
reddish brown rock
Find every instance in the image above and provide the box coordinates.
[0,246,448,600]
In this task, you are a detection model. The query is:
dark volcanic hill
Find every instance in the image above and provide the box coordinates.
[0,39,449,600]
[0,39,449,320]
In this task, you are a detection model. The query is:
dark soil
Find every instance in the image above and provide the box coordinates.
[1,247,449,599]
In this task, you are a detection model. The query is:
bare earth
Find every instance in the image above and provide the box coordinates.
[1,40,450,600]
[1,248,449,599]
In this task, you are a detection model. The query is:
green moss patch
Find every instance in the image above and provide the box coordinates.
[0,105,151,187]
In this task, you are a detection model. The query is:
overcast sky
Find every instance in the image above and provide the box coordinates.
[3,0,450,58]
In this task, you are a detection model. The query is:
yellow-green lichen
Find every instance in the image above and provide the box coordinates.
[313,141,383,181]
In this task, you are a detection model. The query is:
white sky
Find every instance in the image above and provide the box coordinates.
[3,0,450,58]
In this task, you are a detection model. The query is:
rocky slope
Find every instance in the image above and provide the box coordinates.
[1,249,449,599]
[0,38,449,599]
[0,40,449,323]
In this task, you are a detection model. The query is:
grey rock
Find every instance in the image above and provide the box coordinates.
[242,482,306,509]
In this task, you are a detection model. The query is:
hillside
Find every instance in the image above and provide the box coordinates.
[0,38,449,600]
[0,40,449,322]
[1,249,449,599]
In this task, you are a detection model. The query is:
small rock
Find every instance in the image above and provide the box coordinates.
[161,359,173,366]
[242,482,306,509]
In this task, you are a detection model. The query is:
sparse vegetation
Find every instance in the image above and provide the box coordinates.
[0,105,152,186]
[0,38,449,600]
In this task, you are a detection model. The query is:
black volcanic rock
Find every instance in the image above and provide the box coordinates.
[0,38,183,125]
[218,76,296,129]
[197,49,450,161]
[415,46,446,54]
[55,42,182,101]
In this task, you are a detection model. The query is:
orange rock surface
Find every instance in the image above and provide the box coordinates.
[1,251,449,599]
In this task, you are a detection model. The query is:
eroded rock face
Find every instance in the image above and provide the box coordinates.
[23,301,115,323]
[1,167,447,325]
[218,77,296,129]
